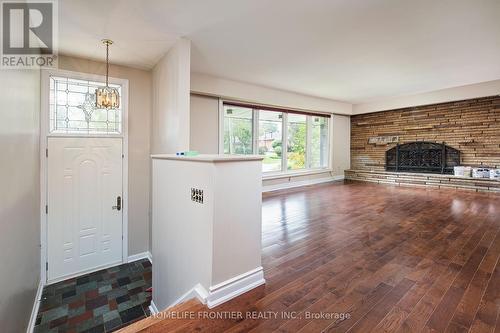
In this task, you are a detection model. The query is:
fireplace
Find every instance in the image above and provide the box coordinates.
[386,142,460,174]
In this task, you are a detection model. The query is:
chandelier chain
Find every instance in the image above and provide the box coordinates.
[106,42,109,86]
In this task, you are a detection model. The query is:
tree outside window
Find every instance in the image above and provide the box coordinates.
[223,106,253,155]
[287,114,307,170]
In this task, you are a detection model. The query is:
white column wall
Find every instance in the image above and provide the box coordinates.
[152,38,191,154]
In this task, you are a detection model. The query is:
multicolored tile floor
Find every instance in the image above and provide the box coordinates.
[34,259,152,333]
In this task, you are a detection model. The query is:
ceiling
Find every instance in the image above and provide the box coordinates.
[59,0,500,103]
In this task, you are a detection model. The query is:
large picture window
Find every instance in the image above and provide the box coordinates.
[222,103,330,174]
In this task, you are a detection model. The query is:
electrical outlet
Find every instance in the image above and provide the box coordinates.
[191,188,204,204]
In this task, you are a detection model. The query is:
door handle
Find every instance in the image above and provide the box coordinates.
[112,196,121,211]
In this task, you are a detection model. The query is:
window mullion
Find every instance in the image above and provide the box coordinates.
[282,112,288,172]
[218,98,224,154]
[306,116,312,169]
[327,117,332,169]
[253,109,259,154]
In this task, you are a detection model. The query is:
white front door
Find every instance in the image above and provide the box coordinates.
[47,137,123,281]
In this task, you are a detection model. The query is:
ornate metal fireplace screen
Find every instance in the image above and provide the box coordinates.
[386,142,460,174]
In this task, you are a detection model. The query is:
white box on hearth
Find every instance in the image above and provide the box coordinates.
[490,169,500,180]
[454,166,472,177]
[472,168,490,178]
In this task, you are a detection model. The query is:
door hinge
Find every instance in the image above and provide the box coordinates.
[45,205,48,214]
[46,262,48,271]
[122,154,124,158]
[46,148,48,158]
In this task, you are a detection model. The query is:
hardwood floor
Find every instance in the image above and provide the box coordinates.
[121,181,500,333]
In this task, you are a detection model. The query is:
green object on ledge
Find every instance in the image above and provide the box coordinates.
[175,151,199,156]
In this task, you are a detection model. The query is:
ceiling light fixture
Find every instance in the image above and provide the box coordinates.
[96,39,120,109]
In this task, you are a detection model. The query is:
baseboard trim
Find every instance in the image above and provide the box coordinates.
[149,300,159,315]
[27,279,44,333]
[128,251,152,264]
[147,251,153,263]
[166,283,208,310]
[206,266,265,308]
[263,175,344,193]
[160,267,265,311]
[150,283,208,314]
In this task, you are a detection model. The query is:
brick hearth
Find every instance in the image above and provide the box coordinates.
[345,169,500,193]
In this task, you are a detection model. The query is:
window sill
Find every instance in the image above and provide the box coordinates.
[262,168,333,181]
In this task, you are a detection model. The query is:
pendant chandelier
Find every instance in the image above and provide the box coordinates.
[96,39,120,109]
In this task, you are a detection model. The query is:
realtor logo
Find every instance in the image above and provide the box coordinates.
[1,0,57,69]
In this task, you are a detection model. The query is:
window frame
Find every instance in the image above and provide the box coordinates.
[220,101,332,176]
[48,76,124,137]
[48,75,124,137]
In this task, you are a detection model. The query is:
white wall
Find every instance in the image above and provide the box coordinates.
[331,115,351,175]
[353,79,500,114]
[192,74,500,117]
[152,156,262,309]
[191,72,352,115]
[152,38,191,154]
[152,158,213,309]
[212,160,262,285]
[0,70,40,332]
[190,94,219,154]
[59,55,153,256]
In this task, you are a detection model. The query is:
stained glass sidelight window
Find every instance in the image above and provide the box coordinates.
[49,76,122,134]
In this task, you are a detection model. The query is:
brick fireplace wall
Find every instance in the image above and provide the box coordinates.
[351,96,500,171]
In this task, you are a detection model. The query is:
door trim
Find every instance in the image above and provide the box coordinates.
[40,68,129,284]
